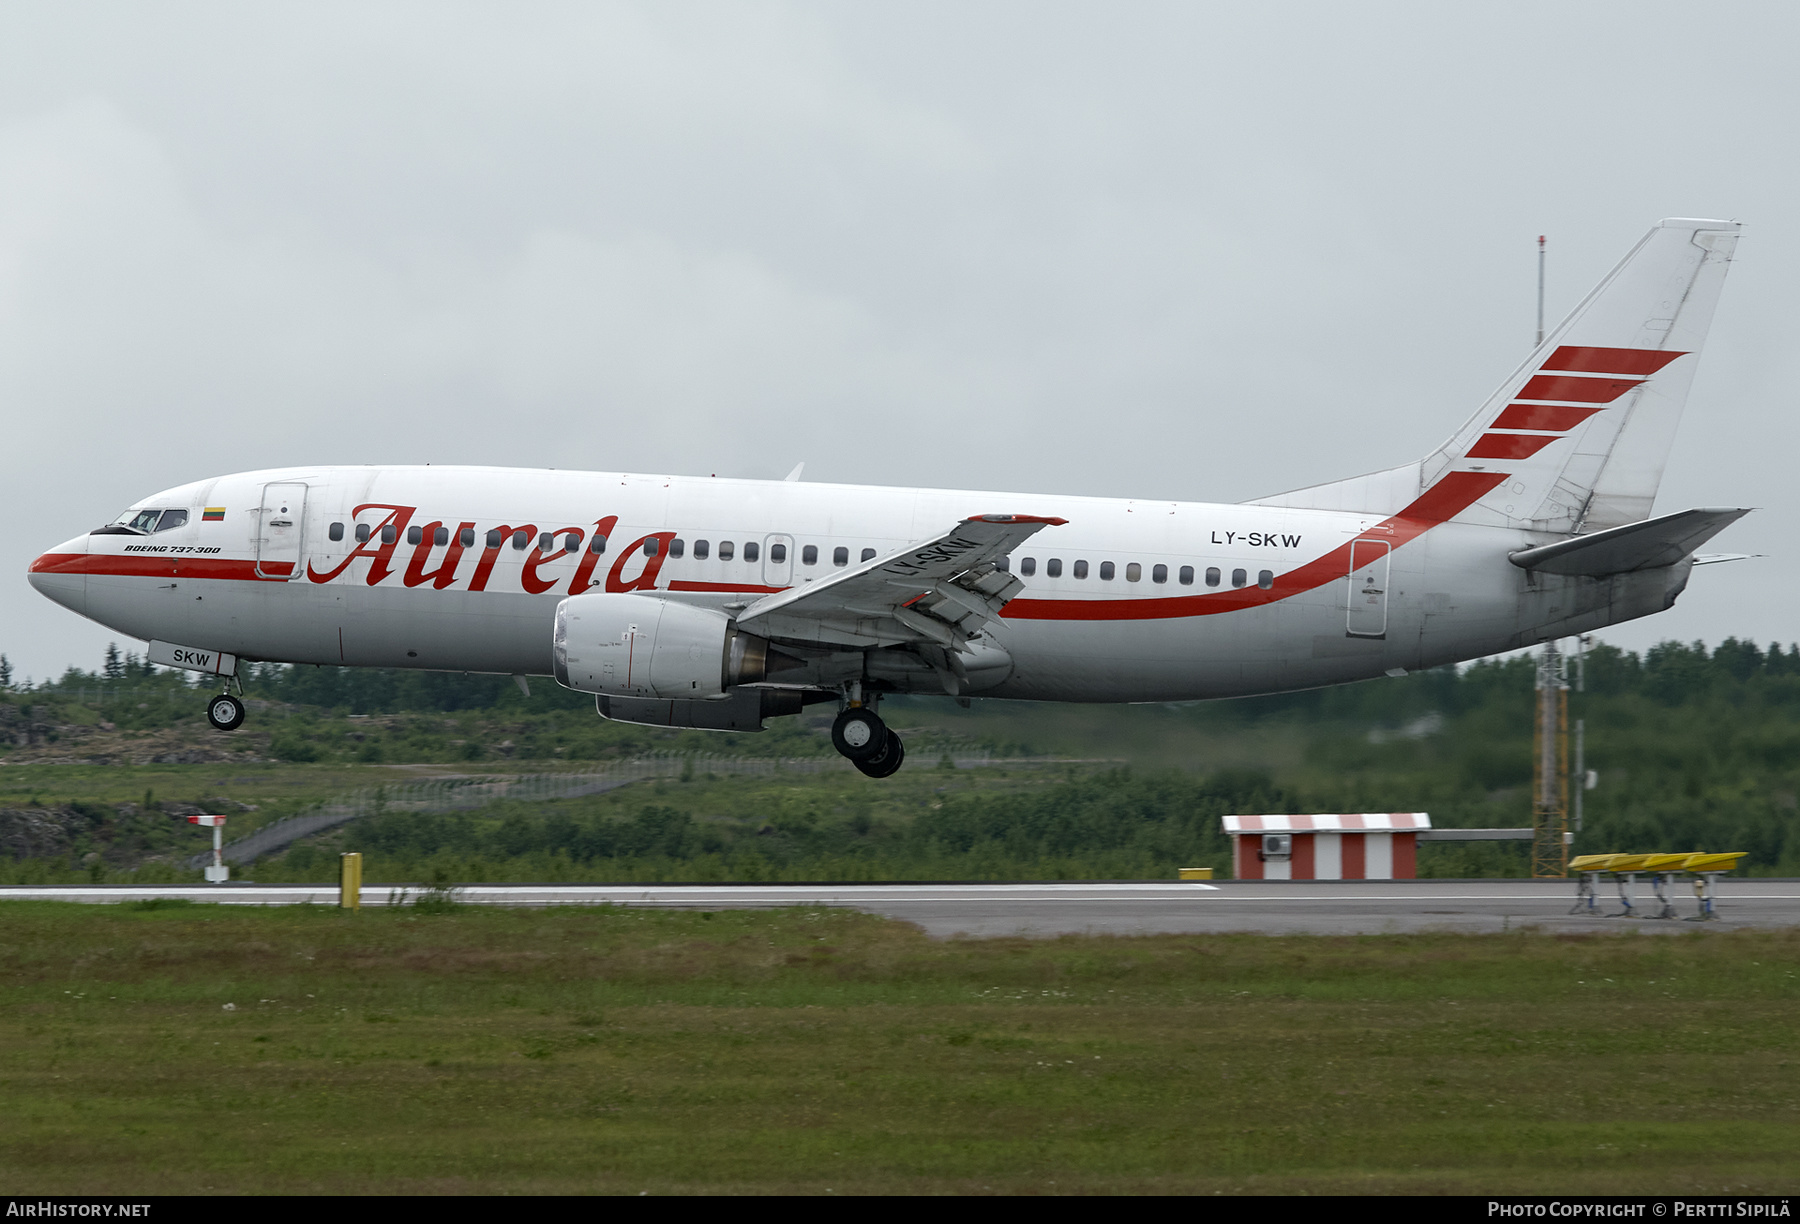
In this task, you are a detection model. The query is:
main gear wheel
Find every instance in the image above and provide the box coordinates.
[854,732,906,778]
[831,707,889,762]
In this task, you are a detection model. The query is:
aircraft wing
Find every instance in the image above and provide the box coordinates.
[734,514,1067,650]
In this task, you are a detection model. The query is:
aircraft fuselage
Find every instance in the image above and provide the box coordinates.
[29,464,1688,703]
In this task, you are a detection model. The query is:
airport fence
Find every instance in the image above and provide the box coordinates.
[190,749,1053,868]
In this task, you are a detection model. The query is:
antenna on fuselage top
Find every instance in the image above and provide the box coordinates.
[784,462,805,482]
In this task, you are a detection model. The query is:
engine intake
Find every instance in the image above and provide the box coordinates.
[552,593,769,698]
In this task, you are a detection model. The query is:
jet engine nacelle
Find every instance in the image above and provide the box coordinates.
[552,592,770,698]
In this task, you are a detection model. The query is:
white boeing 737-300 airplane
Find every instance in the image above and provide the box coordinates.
[29,218,1751,776]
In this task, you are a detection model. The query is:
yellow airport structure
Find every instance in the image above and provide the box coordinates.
[1569,851,1745,919]
[339,852,363,911]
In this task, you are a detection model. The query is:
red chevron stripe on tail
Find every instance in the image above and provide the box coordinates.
[1540,346,1687,376]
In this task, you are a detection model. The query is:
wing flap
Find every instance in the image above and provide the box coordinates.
[736,514,1065,649]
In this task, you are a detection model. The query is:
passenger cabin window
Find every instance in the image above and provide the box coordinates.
[744,541,760,562]
[381,525,397,545]
[669,538,685,558]
[694,539,710,559]
[1152,564,1168,584]
[861,548,876,562]
[996,556,1010,572]
[539,533,554,553]
[408,526,423,546]
[1205,566,1220,587]
[1232,568,1247,588]
[644,538,660,557]
[771,542,787,563]
[1020,557,1036,577]
[155,510,188,532]
[1046,558,1062,578]
[460,528,476,548]
[1178,565,1194,585]
[1073,560,1089,579]
[833,546,848,566]
[1258,569,1274,590]
[802,544,818,565]
[588,533,606,554]
[485,529,502,549]
[436,527,450,547]
[719,541,735,561]
[1126,562,1142,582]
[1099,561,1115,581]
[329,522,345,542]
[563,533,580,554]
[357,524,372,543]
[511,529,530,551]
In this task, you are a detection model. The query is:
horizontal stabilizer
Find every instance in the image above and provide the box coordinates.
[1508,507,1750,576]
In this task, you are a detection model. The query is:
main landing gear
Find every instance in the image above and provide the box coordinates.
[206,681,246,731]
[831,702,906,778]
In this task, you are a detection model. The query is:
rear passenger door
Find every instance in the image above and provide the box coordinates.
[1346,540,1389,638]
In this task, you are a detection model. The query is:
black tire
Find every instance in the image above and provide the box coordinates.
[855,732,906,778]
[206,693,246,731]
[831,707,888,762]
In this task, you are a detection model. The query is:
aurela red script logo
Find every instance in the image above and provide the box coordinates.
[305,506,675,596]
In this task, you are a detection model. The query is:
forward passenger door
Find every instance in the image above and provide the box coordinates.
[256,482,310,580]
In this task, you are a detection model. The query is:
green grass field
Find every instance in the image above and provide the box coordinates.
[2,901,1796,1195]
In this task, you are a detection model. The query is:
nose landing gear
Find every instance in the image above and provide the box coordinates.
[206,693,245,731]
[830,697,907,778]
[206,677,246,731]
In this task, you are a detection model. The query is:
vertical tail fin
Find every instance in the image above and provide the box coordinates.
[1252,218,1740,531]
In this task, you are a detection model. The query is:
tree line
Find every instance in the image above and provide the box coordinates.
[9,636,1800,716]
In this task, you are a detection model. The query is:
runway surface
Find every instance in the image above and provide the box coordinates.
[4,879,1797,937]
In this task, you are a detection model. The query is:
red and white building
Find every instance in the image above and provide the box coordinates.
[1222,813,1431,880]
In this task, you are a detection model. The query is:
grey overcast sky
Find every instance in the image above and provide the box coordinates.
[3,2,1796,682]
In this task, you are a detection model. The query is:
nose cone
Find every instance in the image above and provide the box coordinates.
[28,535,91,616]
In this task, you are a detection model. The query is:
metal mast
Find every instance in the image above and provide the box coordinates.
[1527,236,1567,876]
[1572,634,1588,835]
[1532,641,1570,877]
[1536,235,1547,347]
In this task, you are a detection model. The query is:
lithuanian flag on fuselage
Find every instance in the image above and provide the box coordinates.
[202,507,226,522]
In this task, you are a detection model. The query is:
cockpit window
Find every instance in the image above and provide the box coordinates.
[95,507,180,536]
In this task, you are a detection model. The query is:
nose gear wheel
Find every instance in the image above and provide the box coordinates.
[206,693,246,731]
